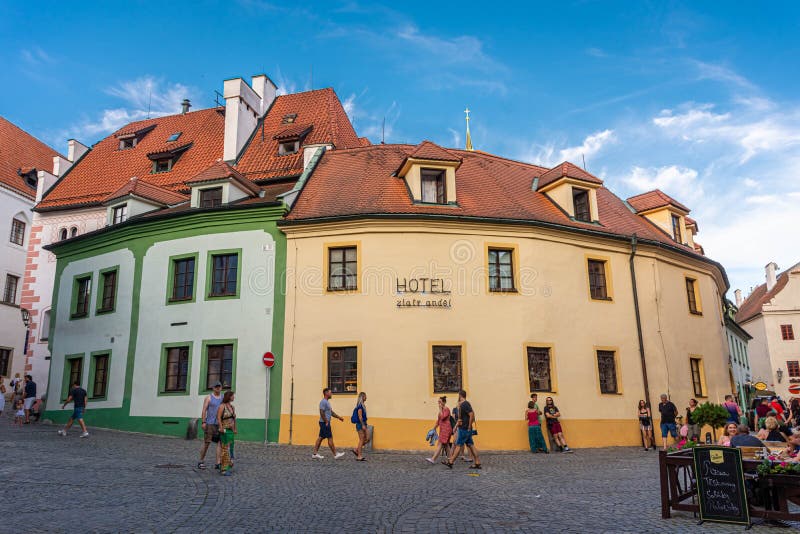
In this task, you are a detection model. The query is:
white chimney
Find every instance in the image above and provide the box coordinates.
[251,74,277,115]
[52,155,71,177]
[766,262,779,291]
[223,76,272,162]
[68,139,90,163]
[36,170,57,203]
[734,289,743,307]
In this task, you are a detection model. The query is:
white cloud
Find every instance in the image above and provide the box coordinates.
[523,129,616,167]
[59,76,196,144]
[690,60,757,91]
[447,128,461,149]
[623,165,700,201]
[742,177,759,188]
[20,47,54,66]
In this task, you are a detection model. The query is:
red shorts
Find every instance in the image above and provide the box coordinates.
[548,422,563,434]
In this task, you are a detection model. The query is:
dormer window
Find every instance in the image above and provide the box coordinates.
[421,169,446,204]
[112,204,128,225]
[119,137,137,150]
[282,113,297,124]
[671,214,682,243]
[278,141,300,156]
[572,188,591,222]
[153,158,172,173]
[199,187,223,208]
[167,132,182,142]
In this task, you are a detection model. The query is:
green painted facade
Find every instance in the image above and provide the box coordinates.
[44,204,288,442]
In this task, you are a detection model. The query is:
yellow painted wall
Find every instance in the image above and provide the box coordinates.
[542,180,599,221]
[279,220,731,450]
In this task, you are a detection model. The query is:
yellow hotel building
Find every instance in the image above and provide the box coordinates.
[277,141,732,450]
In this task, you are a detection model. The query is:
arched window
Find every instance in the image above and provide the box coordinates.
[70,227,78,238]
[59,228,67,241]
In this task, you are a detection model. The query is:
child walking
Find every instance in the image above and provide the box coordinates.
[14,399,25,427]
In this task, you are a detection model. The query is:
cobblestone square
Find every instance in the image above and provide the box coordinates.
[1,417,796,533]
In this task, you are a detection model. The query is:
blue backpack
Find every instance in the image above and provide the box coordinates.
[351,404,365,424]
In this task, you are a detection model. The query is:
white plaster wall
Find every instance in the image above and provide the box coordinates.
[0,186,34,379]
[743,317,773,387]
[27,207,107,389]
[45,248,135,410]
[131,230,276,419]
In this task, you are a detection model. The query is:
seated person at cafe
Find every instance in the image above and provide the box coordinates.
[783,433,800,461]
[757,416,788,442]
[756,398,771,429]
[730,424,765,447]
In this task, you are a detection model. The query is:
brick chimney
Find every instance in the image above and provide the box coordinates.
[222,74,277,162]
[734,289,743,307]
[766,262,779,291]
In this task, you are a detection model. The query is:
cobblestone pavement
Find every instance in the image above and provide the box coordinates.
[0,416,797,533]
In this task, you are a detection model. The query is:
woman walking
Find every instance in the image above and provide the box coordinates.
[216,391,237,476]
[351,392,369,461]
[637,400,654,451]
[685,399,700,442]
[427,396,453,463]
[0,378,6,416]
[526,401,548,453]
[544,397,571,452]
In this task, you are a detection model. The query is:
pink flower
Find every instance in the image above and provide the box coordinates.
[781,462,787,467]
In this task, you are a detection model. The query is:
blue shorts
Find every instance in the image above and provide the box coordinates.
[318,421,333,439]
[455,428,474,446]
[355,422,366,432]
[71,408,84,420]
[660,422,677,438]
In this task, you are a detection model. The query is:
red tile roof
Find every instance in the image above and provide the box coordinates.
[104,177,187,206]
[186,160,261,195]
[408,140,462,162]
[627,189,690,214]
[38,108,225,210]
[284,143,700,255]
[273,123,313,140]
[736,262,800,323]
[537,161,603,189]
[0,116,63,199]
[236,88,361,181]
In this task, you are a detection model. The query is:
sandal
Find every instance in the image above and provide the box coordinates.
[351,449,358,456]
[469,464,482,469]
[443,460,453,469]
[356,457,367,461]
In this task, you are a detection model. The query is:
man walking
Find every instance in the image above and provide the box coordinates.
[658,393,678,451]
[444,390,481,469]
[313,388,345,459]
[57,380,89,437]
[198,382,223,470]
[22,375,36,424]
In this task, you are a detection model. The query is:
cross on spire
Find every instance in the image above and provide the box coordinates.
[464,107,474,151]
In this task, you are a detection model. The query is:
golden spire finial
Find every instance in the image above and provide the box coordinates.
[464,107,474,151]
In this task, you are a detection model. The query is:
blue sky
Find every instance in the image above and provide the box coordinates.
[2,1,799,296]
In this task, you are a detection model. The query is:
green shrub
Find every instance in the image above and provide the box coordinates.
[691,402,730,441]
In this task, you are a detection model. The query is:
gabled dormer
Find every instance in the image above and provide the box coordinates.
[536,162,603,223]
[147,142,193,173]
[116,124,156,150]
[103,177,187,225]
[274,123,313,156]
[626,189,693,246]
[395,141,461,205]
[186,161,261,208]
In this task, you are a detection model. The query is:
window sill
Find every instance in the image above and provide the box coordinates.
[489,289,518,294]
[590,296,613,302]
[690,311,704,316]
[0,300,20,309]
[326,287,358,292]
[158,390,190,397]
[207,293,239,299]
[70,313,88,319]
[168,297,194,303]
[96,307,115,315]
[89,396,107,402]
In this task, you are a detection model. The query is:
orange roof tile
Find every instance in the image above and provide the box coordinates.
[284,144,701,257]
[0,116,63,199]
[537,161,603,189]
[408,140,462,162]
[37,108,225,210]
[186,160,261,196]
[235,88,361,181]
[736,262,800,323]
[627,189,690,214]
[104,177,187,206]
[273,123,313,140]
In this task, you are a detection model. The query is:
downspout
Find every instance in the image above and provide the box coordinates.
[630,234,652,411]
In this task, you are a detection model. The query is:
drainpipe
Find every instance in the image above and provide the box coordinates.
[630,234,652,411]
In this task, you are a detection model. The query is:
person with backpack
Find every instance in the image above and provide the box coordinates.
[443,390,482,469]
[351,392,368,461]
[426,396,453,464]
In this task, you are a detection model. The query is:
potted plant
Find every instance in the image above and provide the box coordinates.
[691,402,730,442]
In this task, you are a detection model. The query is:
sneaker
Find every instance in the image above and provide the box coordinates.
[312,453,324,459]
[563,446,572,453]
[222,470,232,476]
[334,452,346,459]
[57,430,66,436]
[214,464,221,470]
[197,462,207,469]
[425,457,435,464]
[80,432,89,438]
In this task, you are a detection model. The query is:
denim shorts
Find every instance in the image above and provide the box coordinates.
[318,421,333,439]
[455,428,474,446]
[355,422,366,432]
[660,422,677,438]
[71,408,84,420]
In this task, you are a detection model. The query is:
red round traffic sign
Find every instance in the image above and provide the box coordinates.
[262,352,275,368]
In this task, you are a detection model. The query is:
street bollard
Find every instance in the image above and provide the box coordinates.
[186,418,199,440]
[364,425,374,452]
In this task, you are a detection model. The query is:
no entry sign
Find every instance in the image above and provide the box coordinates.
[262,352,275,368]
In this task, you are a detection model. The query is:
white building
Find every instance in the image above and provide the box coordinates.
[0,117,65,382]
[737,261,800,399]
[724,299,752,405]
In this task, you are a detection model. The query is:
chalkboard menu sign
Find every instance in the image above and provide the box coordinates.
[693,446,749,525]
